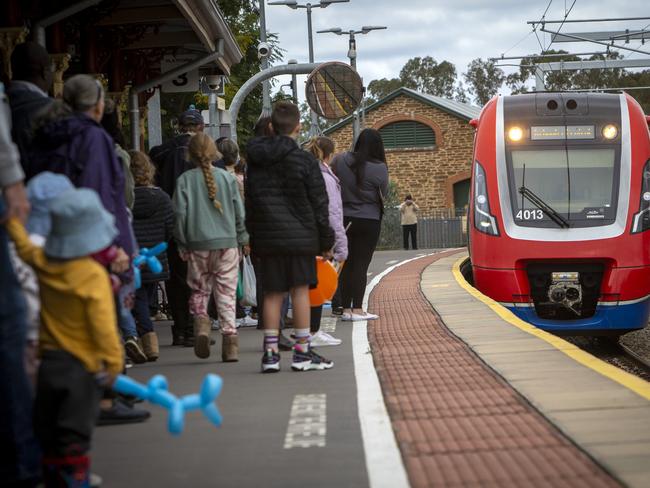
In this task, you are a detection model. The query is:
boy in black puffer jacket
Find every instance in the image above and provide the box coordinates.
[129,151,174,360]
[246,101,335,373]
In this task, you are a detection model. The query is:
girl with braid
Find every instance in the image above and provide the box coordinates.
[172,133,250,361]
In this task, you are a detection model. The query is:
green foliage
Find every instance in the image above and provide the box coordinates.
[399,56,457,98]
[377,180,403,250]
[463,58,505,105]
[367,77,403,102]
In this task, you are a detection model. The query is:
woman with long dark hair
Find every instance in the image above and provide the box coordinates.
[331,128,389,321]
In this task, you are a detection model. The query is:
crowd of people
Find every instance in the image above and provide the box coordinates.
[0,41,390,487]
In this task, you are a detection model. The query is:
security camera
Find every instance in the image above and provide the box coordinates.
[257,42,271,59]
[206,75,223,91]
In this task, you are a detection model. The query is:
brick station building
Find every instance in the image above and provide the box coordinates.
[325,87,481,212]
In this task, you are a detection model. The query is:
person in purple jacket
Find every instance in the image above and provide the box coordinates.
[305,136,348,346]
[26,74,149,424]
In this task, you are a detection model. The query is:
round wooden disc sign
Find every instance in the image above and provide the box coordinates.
[305,62,364,120]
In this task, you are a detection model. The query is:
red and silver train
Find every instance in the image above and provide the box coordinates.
[468,92,650,335]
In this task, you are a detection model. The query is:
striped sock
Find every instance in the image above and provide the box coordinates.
[294,328,310,353]
[263,330,279,353]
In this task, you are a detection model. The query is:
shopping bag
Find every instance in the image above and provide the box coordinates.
[241,256,257,307]
[236,269,243,301]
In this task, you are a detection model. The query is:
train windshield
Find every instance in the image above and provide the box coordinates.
[508,148,618,227]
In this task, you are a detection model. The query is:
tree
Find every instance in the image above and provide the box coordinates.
[399,56,457,98]
[367,78,402,102]
[218,0,283,145]
[505,50,580,93]
[463,58,504,105]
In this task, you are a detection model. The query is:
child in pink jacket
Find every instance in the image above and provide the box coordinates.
[305,136,347,346]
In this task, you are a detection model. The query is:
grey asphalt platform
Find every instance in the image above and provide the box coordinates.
[93,250,429,487]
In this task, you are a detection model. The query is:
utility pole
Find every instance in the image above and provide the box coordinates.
[258,0,272,116]
[317,25,387,142]
[270,0,350,136]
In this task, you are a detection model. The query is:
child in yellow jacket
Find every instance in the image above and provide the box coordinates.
[5,187,123,486]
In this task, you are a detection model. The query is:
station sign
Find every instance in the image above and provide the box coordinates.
[160,55,200,93]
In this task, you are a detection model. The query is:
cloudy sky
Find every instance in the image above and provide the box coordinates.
[264,0,650,102]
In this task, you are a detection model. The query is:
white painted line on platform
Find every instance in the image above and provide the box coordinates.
[367,272,374,276]
[353,253,436,488]
[284,394,327,449]
[385,260,399,265]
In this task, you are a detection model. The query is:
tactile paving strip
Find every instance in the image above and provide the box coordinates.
[368,254,620,488]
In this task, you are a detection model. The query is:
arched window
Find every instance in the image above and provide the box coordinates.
[379,120,436,149]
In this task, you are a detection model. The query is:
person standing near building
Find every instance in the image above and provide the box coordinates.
[400,194,419,250]
[150,109,204,346]
[331,128,388,322]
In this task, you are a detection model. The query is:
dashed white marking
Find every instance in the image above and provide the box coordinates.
[385,259,399,265]
[354,253,436,488]
[284,394,327,449]
[320,317,337,333]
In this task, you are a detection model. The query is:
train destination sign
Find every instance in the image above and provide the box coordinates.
[530,125,596,141]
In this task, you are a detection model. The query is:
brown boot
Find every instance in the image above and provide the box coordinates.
[222,335,239,362]
[141,332,159,362]
[194,316,211,359]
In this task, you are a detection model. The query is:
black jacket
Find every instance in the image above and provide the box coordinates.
[132,186,174,282]
[7,84,53,170]
[245,136,334,256]
[149,134,193,197]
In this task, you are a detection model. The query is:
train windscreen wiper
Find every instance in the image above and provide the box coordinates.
[518,186,570,228]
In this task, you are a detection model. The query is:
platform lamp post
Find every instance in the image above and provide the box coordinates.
[269,0,350,135]
[317,25,387,141]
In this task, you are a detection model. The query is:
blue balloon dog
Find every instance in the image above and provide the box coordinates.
[112,374,223,435]
[133,242,168,289]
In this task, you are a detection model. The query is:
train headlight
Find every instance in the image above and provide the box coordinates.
[602,124,618,140]
[508,126,524,142]
[631,159,650,234]
[473,161,499,236]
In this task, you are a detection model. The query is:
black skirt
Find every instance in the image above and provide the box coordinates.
[257,255,317,292]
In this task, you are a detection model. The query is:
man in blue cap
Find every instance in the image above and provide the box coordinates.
[149,108,205,346]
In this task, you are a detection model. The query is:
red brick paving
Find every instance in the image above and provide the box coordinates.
[368,253,620,488]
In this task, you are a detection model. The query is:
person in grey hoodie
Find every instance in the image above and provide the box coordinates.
[331,128,389,322]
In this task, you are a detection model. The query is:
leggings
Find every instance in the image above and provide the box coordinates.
[402,224,417,250]
[339,217,382,309]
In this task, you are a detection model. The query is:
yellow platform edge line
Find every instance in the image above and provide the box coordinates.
[451,257,650,401]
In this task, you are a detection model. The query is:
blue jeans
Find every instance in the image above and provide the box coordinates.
[133,283,155,335]
[0,201,41,484]
[117,280,138,338]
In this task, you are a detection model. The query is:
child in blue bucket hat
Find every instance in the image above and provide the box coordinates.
[7,172,74,384]
[4,187,124,486]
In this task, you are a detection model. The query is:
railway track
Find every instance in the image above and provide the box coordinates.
[564,336,650,382]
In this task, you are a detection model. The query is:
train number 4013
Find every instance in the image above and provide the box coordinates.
[516,209,544,220]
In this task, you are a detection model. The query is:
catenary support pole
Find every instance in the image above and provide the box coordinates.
[259,0,272,116]
[229,63,319,142]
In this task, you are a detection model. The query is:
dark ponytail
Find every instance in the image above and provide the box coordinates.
[351,128,386,187]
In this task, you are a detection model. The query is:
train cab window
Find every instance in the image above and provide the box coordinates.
[508,148,618,227]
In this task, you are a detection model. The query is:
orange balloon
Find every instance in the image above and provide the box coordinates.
[309,257,339,306]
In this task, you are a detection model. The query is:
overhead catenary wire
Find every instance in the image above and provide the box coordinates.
[548,0,578,50]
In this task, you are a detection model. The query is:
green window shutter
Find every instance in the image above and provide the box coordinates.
[379,121,435,149]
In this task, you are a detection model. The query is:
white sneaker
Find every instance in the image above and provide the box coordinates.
[310,330,342,347]
[211,319,220,330]
[342,312,378,322]
[238,316,258,327]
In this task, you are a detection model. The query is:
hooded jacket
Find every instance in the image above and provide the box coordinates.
[245,136,334,256]
[132,186,174,282]
[320,162,348,262]
[7,81,53,167]
[28,113,134,255]
[149,133,194,197]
